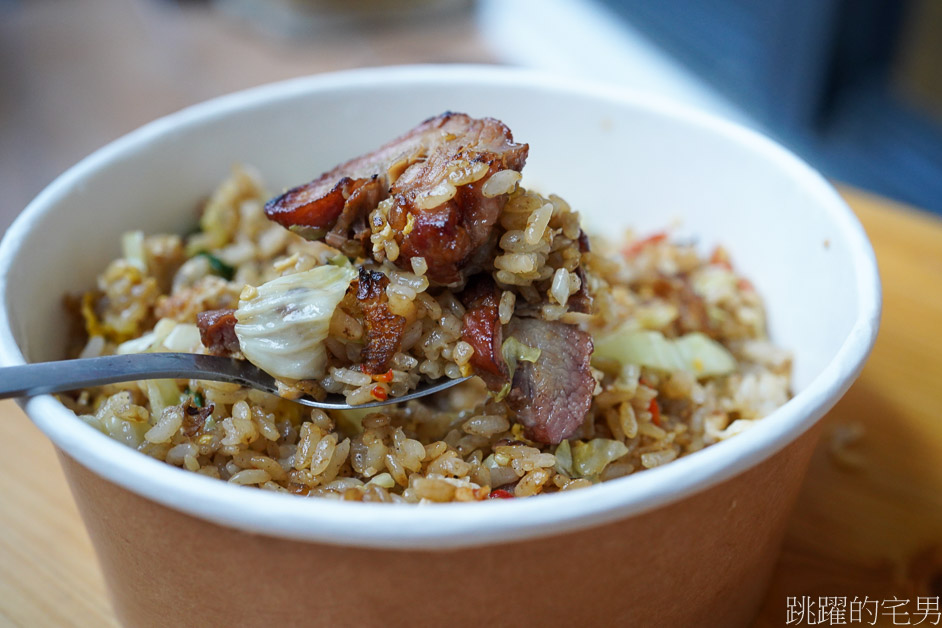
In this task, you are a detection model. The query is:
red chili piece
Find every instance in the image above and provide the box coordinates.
[622,232,667,258]
[648,398,661,426]
[488,489,515,499]
[370,385,388,401]
[373,369,394,383]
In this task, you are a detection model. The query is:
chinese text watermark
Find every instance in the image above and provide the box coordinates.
[786,596,941,625]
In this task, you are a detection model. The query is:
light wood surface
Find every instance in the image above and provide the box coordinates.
[754,189,942,626]
[1,187,940,627]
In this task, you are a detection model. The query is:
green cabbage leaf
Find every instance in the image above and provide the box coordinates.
[594,329,736,378]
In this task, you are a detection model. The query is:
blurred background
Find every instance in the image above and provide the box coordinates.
[2,0,941,234]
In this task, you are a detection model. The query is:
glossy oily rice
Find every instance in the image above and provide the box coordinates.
[64,166,791,503]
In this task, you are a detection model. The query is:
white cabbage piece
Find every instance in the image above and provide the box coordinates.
[594,328,737,378]
[492,337,542,402]
[330,406,374,435]
[571,439,630,478]
[121,230,147,272]
[146,379,183,419]
[553,439,574,476]
[500,337,541,377]
[116,318,202,355]
[234,265,357,380]
[114,318,200,415]
[634,302,679,330]
[690,265,738,302]
[162,323,202,353]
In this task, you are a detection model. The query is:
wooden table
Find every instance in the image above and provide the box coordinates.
[1,187,940,626]
[754,189,942,627]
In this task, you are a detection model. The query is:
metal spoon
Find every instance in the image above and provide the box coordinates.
[0,353,470,410]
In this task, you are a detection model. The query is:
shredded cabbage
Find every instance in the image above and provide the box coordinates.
[691,266,738,301]
[97,412,149,448]
[554,440,574,476]
[329,253,352,267]
[492,337,541,402]
[634,302,678,330]
[501,337,541,377]
[116,329,158,356]
[121,230,147,272]
[114,318,198,415]
[594,329,737,378]
[185,169,259,255]
[146,379,182,418]
[162,323,202,353]
[234,265,357,380]
[493,381,511,402]
[571,439,629,478]
[116,318,201,355]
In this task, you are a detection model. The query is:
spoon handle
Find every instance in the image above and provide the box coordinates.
[0,354,277,399]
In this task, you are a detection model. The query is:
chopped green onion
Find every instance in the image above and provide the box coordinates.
[196,251,236,281]
[179,387,204,408]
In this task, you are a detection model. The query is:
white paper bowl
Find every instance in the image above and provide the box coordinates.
[0,65,880,627]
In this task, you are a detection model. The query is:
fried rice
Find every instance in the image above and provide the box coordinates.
[63,119,791,504]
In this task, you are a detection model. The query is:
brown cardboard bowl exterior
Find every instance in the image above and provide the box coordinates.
[57,423,821,628]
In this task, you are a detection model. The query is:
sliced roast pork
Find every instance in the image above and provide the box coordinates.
[264,112,528,284]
